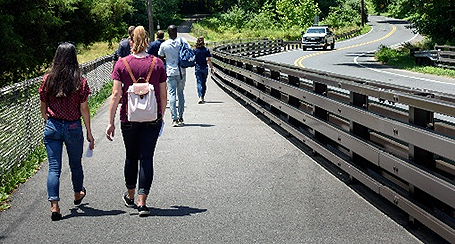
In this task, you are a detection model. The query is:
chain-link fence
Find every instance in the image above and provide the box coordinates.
[0,55,113,177]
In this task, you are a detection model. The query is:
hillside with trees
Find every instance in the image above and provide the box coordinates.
[1,0,453,88]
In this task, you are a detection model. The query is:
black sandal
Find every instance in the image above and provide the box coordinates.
[74,187,86,205]
[51,212,62,221]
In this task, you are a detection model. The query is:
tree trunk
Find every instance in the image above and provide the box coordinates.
[147,0,154,39]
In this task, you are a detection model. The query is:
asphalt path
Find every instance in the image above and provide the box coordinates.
[260,15,455,96]
[0,67,429,243]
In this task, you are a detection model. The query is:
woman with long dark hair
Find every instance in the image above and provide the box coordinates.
[39,42,95,221]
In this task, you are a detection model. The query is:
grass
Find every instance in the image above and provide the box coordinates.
[0,147,46,211]
[375,46,455,78]
[77,42,117,64]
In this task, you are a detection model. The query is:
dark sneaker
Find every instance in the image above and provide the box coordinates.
[178,118,184,126]
[123,193,135,208]
[138,205,149,217]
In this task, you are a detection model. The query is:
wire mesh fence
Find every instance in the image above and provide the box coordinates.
[0,55,113,177]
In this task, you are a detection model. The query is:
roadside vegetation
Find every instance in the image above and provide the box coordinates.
[192,0,365,42]
[77,43,117,64]
[375,45,455,78]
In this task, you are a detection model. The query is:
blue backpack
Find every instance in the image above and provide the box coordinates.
[178,38,196,68]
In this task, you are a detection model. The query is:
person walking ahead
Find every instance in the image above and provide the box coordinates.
[106,26,167,217]
[147,30,165,57]
[113,26,136,62]
[193,36,214,104]
[158,25,189,127]
[39,42,95,221]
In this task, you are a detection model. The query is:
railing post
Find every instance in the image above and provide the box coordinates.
[350,92,370,171]
[270,70,280,81]
[409,107,435,169]
[288,76,299,87]
[408,106,435,225]
[313,82,329,145]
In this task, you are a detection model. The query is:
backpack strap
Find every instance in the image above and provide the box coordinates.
[145,57,157,83]
[122,57,157,83]
[178,38,183,79]
[122,58,137,83]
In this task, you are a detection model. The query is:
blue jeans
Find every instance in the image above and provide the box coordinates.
[43,118,84,201]
[195,68,208,98]
[121,120,161,195]
[167,75,185,120]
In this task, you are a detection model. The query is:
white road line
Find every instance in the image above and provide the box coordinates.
[353,33,455,86]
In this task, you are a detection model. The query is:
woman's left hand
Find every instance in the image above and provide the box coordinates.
[87,132,95,150]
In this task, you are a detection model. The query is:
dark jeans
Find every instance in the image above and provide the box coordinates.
[195,68,208,98]
[121,119,161,195]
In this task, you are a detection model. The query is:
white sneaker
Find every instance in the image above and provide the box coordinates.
[172,120,179,127]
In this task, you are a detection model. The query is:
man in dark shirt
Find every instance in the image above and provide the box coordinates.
[112,26,135,62]
[147,30,165,57]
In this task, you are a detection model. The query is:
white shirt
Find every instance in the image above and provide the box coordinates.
[158,37,189,77]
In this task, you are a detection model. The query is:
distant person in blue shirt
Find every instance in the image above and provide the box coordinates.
[147,30,165,57]
[112,26,135,63]
[193,36,214,104]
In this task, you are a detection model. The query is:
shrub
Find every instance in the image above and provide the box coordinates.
[375,45,398,63]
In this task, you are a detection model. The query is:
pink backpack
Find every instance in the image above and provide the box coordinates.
[122,57,158,122]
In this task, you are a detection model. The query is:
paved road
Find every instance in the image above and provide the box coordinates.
[261,15,455,95]
[178,19,197,43]
[0,65,429,243]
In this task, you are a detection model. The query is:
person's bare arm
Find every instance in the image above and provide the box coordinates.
[159,82,167,116]
[40,101,48,121]
[106,80,122,141]
[207,57,214,75]
[80,100,95,149]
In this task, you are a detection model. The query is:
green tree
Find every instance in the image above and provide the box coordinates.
[276,0,320,29]
[91,0,134,42]
[0,0,66,86]
[371,0,455,44]
[0,0,136,87]
[245,1,277,30]
[407,0,455,44]
[316,0,339,19]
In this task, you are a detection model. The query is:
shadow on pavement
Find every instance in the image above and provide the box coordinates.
[179,123,214,128]
[149,206,207,217]
[63,204,126,219]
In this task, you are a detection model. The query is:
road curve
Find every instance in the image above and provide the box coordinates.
[260,16,455,96]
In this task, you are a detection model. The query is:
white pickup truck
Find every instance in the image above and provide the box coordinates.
[301,26,335,51]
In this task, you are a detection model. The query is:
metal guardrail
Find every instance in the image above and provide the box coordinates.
[412,45,455,69]
[211,39,455,242]
[0,55,114,177]
[335,29,362,40]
